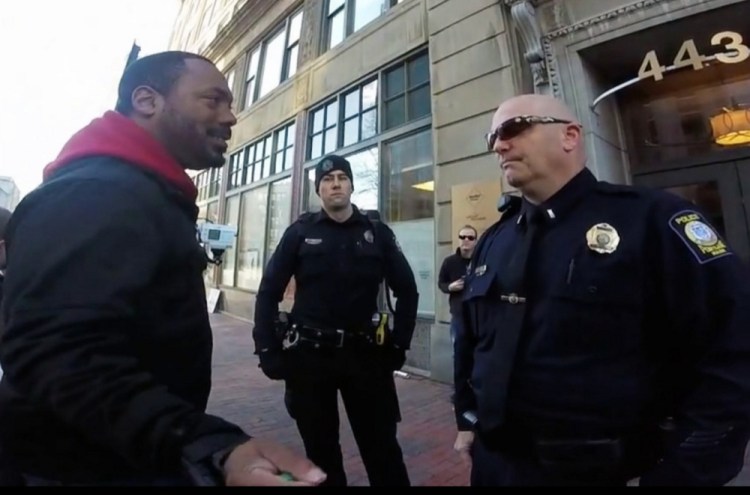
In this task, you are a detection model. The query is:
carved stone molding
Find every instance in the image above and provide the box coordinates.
[502,0,538,7]
[541,35,562,97]
[543,0,661,40]
[539,0,662,97]
[507,0,548,90]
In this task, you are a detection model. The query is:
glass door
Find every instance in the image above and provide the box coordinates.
[633,163,750,261]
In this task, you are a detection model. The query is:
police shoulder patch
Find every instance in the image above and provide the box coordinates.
[669,210,732,264]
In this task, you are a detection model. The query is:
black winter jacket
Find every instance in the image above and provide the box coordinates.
[437,249,471,317]
[0,158,248,483]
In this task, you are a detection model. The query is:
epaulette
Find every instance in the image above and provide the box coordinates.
[595,181,641,197]
[361,209,382,223]
[498,193,522,214]
[496,193,522,225]
[296,211,316,223]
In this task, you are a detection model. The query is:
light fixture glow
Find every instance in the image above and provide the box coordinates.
[710,107,750,146]
[411,180,434,192]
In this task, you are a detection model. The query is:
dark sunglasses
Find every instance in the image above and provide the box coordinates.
[485,115,573,151]
[458,235,476,241]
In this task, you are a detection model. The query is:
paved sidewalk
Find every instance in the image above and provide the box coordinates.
[207,312,750,487]
[206,313,470,486]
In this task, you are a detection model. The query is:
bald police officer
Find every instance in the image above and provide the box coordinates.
[254,154,419,486]
[453,94,750,486]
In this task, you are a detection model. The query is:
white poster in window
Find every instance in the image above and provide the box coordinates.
[389,218,435,316]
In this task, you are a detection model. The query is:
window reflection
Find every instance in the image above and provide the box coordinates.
[267,178,293,261]
[621,66,750,169]
[384,130,435,316]
[221,196,241,286]
[237,187,268,291]
[348,147,380,211]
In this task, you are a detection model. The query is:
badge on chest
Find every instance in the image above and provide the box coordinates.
[585,223,620,254]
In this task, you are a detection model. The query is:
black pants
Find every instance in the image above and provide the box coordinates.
[283,346,410,487]
[0,446,24,487]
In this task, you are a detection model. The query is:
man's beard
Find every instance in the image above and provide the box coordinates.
[163,107,226,170]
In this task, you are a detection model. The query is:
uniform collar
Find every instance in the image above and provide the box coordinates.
[518,168,597,225]
[313,204,367,225]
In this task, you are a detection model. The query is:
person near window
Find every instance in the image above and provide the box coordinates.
[254,154,419,486]
[453,94,750,486]
[438,225,477,346]
[0,51,324,487]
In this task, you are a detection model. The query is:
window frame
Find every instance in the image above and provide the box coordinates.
[325,0,405,50]
[383,52,431,131]
[222,173,294,292]
[227,121,297,193]
[242,8,304,109]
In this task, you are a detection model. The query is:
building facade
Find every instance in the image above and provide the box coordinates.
[170,0,750,381]
[0,177,21,211]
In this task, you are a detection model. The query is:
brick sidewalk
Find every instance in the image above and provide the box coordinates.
[206,313,470,486]
[207,312,750,486]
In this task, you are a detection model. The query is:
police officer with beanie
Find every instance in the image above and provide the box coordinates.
[253,154,419,486]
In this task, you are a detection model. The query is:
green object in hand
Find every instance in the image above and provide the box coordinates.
[279,471,295,482]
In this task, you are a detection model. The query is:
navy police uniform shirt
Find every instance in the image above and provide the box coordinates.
[254,205,418,352]
[455,168,750,485]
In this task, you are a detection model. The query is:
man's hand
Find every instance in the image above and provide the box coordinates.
[448,278,465,292]
[223,438,326,486]
[453,431,474,470]
[258,349,287,380]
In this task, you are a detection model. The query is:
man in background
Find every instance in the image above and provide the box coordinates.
[438,224,477,346]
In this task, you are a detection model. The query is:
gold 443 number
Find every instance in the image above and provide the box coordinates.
[638,31,750,81]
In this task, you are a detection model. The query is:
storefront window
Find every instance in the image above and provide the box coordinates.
[348,147,379,211]
[221,195,241,286]
[384,130,435,316]
[304,168,321,212]
[237,187,268,291]
[384,130,434,221]
[206,201,219,223]
[266,178,293,261]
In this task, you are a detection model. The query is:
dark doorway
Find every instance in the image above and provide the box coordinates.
[633,159,750,260]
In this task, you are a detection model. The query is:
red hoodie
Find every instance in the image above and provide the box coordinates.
[43,111,198,202]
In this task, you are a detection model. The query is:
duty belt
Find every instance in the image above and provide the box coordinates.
[290,325,373,349]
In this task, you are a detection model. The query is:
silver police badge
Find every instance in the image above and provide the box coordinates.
[586,223,620,254]
[364,230,374,243]
[321,159,333,172]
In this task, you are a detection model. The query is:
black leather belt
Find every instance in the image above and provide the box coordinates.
[475,420,658,479]
[293,325,372,349]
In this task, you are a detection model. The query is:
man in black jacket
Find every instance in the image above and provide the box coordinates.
[0,51,324,487]
[438,225,477,346]
[0,206,9,304]
[0,206,22,486]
